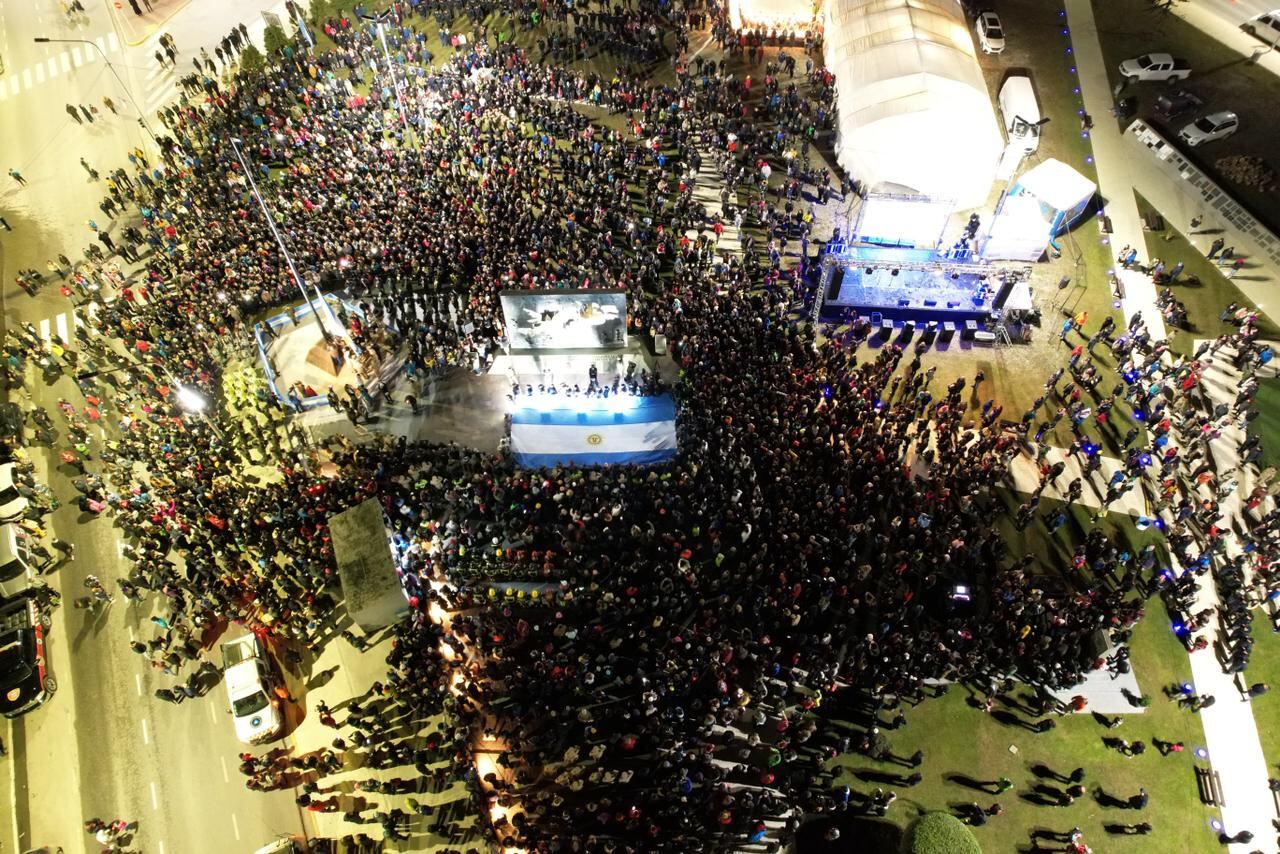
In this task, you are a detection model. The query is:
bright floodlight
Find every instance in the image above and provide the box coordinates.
[175,384,209,413]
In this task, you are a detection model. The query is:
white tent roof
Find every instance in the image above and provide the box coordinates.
[824,0,1004,209]
[1016,158,1097,212]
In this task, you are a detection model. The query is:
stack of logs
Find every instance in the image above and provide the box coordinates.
[1216,155,1277,193]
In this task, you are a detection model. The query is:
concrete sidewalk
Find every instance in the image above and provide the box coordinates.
[1163,341,1277,852]
[1063,0,1169,342]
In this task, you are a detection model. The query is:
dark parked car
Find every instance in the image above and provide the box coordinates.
[0,595,55,718]
[1153,90,1204,121]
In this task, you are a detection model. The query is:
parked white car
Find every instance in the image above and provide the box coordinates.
[975,11,1006,54]
[0,464,28,523]
[222,634,283,744]
[1244,11,1280,44]
[1178,111,1239,147]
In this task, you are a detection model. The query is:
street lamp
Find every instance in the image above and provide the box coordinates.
[359,11,415,150]
[227,137,340,346]
[33,36,161,147]
[174,383,209,413]
[171,380,226,440]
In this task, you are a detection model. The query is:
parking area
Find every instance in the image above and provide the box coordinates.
[1093,0,1280,234]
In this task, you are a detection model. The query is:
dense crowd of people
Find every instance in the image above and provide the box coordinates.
[2,0,1278,850]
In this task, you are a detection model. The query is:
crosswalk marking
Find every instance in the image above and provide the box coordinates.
[10,37,120,99]
[36,310,90,348]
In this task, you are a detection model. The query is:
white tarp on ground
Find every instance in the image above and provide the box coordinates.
[824,0,1003,210]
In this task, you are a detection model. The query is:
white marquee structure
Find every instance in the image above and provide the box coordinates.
[823,0,1003,211]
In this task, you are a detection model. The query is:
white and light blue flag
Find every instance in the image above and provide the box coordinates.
[510,394,678,467]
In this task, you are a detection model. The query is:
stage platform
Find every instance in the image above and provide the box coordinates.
[817,246,1004,325]
[491,342,661,388]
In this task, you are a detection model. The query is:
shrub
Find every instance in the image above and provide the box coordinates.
[263,23,291,57]
[902,813,983,854]
[239,44,266,76]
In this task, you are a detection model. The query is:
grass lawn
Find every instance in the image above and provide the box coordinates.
[1131,193,1280,356]
[823,601,1219,853]
[1245,611,1280,780]
[1253,376,1280,475]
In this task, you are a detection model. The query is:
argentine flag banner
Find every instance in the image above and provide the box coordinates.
[510,394,679,468]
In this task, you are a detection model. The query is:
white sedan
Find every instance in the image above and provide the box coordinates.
[1178,111,1239,147]
[975,11,1006,54]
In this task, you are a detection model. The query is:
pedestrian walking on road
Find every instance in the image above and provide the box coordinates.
[79,104,95,123]
[9,168,26,186]
[80,158,99,180]
[0,215,10,231]
[66,103,83,123]
[1207,237,1225,259]
[102,95,117,114]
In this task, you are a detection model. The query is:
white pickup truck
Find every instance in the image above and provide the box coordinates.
[222,634,283,744]
[1118,53,1191,82]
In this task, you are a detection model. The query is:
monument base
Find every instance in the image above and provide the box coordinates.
[305,339,343,377]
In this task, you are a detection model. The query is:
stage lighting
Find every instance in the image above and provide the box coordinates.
[949,584,971,602]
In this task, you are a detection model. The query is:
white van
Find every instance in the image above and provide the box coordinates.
[998,74,1042,153]
[0,524,37,601]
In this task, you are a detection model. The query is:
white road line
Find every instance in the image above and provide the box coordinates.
[107,32,119,52]
[141,718,150,745]
[20,68,31,90]
[95,36,107,54]
[9,77,19,96]
[219,755,230,783]
[135,673,142,696]
[207,700,217,723]
[72,47,83,66]
[47,57,59,78]
[159,841,166,854]
[33,64,43,84]
[38,318,50,343]
[127,623,135,640]
[60,53,70,73]
[231,812,240,840]
[5,721,17,854]
[55,312,70,344]
[150,781,159,810]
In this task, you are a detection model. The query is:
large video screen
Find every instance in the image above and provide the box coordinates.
[500,289,627,350]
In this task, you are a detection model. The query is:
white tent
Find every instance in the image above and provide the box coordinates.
[824,0,1004,210]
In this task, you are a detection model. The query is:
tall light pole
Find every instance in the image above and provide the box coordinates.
[33,36,161,147]
[359,11,415,150]
[228,137,340,346]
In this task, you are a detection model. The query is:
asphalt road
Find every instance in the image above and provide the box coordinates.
[0,1,311,852]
